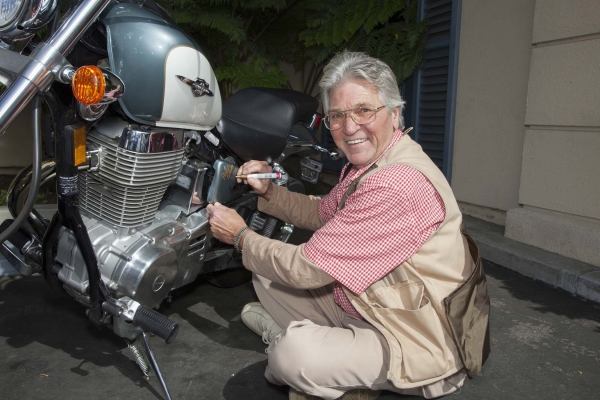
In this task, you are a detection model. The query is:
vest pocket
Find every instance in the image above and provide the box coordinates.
[368,282,449,382]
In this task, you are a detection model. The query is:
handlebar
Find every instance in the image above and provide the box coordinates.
[0,0,112,137]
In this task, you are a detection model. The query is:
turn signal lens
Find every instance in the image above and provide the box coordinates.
[72,66,105,105]
[73,126,87,166]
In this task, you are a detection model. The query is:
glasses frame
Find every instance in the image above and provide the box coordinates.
[324,105,387,130]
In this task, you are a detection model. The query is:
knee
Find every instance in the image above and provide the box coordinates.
[267,321,324,383]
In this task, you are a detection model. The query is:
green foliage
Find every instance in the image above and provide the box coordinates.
[215,56,290,95]
[156,0,426,98]
[0,189,48,206]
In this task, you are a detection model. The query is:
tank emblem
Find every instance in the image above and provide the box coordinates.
[153,275,166,292]
[176,75,214,97]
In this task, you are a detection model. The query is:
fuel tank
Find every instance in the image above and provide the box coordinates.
[101,2,222,131]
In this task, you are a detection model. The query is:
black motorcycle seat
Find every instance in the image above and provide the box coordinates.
[215,88,319,162]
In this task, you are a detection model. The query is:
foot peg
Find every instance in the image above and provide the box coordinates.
[102,298,179,344]
[133,305,179,344]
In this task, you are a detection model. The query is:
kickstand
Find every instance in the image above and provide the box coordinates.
[140,332,173,400]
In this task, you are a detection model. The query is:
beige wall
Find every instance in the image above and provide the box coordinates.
[453,0,600,266]
[532,0,600,43]
[504,0,600,267]
[451,0,536,222]
[0,104,33,172]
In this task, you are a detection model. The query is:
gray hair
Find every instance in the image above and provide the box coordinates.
[319,51,406,129]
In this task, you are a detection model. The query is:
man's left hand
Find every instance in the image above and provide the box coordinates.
[207,202,247,244]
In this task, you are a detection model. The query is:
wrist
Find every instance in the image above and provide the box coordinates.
[238,229,252,252]
[234,226,251,253]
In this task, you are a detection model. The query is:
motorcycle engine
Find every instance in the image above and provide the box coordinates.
[53,118,285,329]
[54,118,215,310]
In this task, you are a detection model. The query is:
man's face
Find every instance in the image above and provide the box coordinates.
[328,79,399,169]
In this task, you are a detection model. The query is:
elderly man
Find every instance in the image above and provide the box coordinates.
[207,51,490,400]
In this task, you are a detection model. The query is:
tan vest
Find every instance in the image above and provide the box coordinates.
[341,134,489,388]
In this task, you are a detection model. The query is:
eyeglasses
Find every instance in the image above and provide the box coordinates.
[323,105,387,130]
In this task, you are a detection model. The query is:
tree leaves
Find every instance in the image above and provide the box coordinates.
[215,57,289,89]
[156,0,426,97]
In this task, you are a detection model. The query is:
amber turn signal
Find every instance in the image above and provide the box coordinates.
[72,66,105,105]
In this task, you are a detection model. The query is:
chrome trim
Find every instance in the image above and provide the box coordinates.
[99,68,124,104]
[78,102,108,121]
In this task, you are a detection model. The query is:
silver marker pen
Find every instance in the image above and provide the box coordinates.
[235,172,282,180]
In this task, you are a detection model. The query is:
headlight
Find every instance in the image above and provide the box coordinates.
[0,0,56,40]
[0,0,25,30]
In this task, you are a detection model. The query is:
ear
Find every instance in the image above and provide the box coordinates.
[391,107,400,130]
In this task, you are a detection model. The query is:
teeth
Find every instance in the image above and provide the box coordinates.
[347,139,366,145]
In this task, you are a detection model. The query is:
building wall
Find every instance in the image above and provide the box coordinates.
[505,0,600,267]
[451,0,536,225]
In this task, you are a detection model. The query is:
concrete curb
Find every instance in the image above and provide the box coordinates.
[463,215,600,304]
[0,204,57,222]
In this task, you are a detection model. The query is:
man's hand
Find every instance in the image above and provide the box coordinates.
[237,160,274,201]
[207,202,247,245]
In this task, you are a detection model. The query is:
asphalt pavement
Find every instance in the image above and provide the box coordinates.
[0,228,599,400]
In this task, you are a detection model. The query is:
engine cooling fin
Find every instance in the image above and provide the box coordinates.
[78,132,184,228]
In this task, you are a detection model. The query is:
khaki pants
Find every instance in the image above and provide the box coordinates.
[253,274,466,400]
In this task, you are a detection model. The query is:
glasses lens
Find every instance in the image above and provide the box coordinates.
[325,112,345,130]
[352,108,377,125]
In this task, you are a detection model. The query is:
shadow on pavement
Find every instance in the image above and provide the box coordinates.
[222,360,288,400]
[0,275,166,399]
[483,260,600,324]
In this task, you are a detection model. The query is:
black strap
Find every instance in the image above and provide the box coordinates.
[338,163,378,211]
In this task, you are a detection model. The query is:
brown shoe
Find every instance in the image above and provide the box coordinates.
[289,387,381,400]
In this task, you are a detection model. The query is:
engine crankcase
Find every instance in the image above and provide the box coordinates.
[54,211,211,310]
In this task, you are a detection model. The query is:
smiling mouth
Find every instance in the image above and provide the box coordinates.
[346,138,367,145]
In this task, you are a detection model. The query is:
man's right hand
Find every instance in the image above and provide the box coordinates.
[237,160,274,201]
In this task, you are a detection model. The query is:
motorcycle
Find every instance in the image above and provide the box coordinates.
[0,0,340,398]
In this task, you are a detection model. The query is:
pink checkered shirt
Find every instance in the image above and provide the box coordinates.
[303,130,446,319]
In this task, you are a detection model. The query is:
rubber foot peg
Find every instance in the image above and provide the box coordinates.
[133,305,179,344]
[102,301,123,317]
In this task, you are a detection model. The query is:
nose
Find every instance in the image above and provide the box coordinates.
[343,113,360,135]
